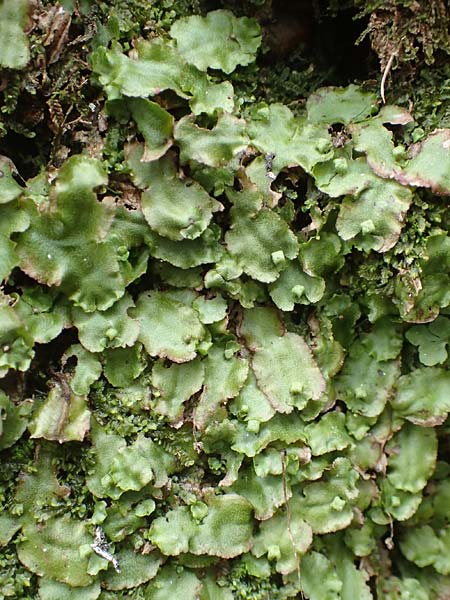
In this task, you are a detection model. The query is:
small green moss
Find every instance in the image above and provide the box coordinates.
[90,385,157,439]
[218,558,299,600]
[50,443,94,520]
[0,437,35,512]
[0,545,37,599]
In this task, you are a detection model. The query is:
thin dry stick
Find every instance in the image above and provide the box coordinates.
[380,51,397,104]
[281,450,305,599]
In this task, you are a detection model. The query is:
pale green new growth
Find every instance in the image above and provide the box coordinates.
[17,516,94,586]
[133,291,205,362]
[0,0,30,69]
[170,10,261,74]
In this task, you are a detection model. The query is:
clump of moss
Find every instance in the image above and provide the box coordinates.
[393,62,450,136]
[218,558,300,600]
[355,0,450,71]
[89,375,159,440]
[50,442,94,519]
[0,437,35,512]
[0,545,36,599]
[231,50,333,109]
